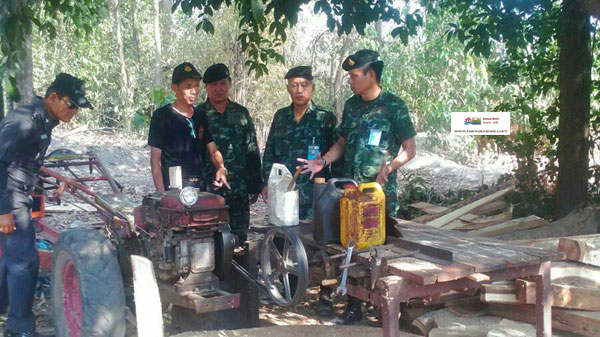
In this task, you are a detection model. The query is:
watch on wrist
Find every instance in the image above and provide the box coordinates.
[320,157,327,166]
[220,167,228,175]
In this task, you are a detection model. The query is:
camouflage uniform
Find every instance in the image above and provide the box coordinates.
[263,102,337,219]
[338,91,416,215]
[201,99,263,242]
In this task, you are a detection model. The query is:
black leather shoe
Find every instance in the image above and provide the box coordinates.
[4,330,35,337]
[332,302,362,325]
[315,296,334,317]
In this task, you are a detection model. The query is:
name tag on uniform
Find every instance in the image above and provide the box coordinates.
[307,145,320,160]
[41,134,48,140]
[368,129,382,146]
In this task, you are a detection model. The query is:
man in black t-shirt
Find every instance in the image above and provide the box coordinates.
[148,62,230,192]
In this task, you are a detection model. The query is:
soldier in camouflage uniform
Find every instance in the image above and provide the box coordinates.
[299,50,417,324]
[261,66,337,220]
[200,63,263,245]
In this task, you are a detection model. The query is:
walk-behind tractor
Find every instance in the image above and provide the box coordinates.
[34,150,260,336]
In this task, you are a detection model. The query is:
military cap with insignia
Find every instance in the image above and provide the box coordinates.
[284,66,313,80]
[203,63,231,83]
[48,73,93,109]
[342,49,384,71]
[172,62,202,84]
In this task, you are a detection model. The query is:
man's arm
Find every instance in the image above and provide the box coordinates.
[150,146,166,192]
[376,137,416,185]
[206,142,231,190]
[298,136,346,178]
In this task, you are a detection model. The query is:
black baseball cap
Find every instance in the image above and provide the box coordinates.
[48,73,93,109]
[284,66,313,80]
[203,63,231,83]
[172,62,202,84]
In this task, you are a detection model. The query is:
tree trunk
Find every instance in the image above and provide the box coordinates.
[153,0,162,86]
[556,0,591,219]
[332,36,352,119]
[110,0,130,99]
[16,34,34,107]
[129,0,141,60]
[160,0,174,61]
[0,81,4,121]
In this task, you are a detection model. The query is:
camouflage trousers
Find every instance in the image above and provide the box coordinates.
[223,194,250,245]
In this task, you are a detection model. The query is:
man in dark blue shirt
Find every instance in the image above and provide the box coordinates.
[0,73,93,337]
[148,62,230,192]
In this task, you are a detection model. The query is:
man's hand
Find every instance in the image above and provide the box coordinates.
[0,213,16,235]
[297,157,324,179]
[376,158,392,186]
[260,187,268,202]
[249,193,259,204]
[213,167,231,190]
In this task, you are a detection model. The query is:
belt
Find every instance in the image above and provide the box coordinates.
[187,177,202,182]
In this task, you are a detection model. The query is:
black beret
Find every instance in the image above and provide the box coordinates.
[48,73,93,109]
[172,62,202,84]
[284,66,313,80]
[203,63,231,84]
[342,49,383,71]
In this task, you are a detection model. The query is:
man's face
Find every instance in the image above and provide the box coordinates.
[172,78,201,106]
[205,78,231,104]
[286,78,314,106]
[348,68,376,96]
[47,93,79,123]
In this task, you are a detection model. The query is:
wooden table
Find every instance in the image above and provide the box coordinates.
[283,219,565,337]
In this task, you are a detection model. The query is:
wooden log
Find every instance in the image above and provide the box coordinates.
[558,237,600,267]
[468,215,548,237]
[516,278,600,310]
[488,303,600,337]
[427,187,514,228]
[480,282,519,304]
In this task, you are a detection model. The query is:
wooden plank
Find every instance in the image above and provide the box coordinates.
[514,233,600,252]
[131,255,164,337]
[470,200,509,216]
[397,219,562,263]
[516,277,600,310]
[481,282,519,304]
[469,215,548,237]
[409,202,449,214]
[558,237,600,267]
[427,187,514,228]
[399,225,537,270]
[488,303,600,337]
[447,213,512,231]
[459,213,481,222]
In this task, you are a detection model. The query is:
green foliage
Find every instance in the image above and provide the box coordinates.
[0,0,106,96]
[172,0,424,76]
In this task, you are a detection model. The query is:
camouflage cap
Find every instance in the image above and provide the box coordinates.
[342,49,383,71]
[284,66,313,80]
[203,63,231,84]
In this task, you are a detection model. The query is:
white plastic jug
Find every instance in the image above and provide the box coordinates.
[267,163,299,226]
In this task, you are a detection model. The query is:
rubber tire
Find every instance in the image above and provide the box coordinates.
[51,227,126,337]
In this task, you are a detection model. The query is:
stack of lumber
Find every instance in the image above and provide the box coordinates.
[481,235,600,336]
[409,183,549,237]
[407,234,600,336]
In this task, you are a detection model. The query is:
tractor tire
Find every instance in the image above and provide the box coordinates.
[51,227,126,337]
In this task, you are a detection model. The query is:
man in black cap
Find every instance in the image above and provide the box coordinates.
[261,66,337,219]
[299,49,417,324]
[148,62,230,192]
[0,73,92,336]
[261,66,337,316]
[199,63,262,246]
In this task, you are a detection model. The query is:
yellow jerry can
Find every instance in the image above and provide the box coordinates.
[340,182,386,250]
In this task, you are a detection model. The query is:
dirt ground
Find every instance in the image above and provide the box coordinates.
[3,128,516,336]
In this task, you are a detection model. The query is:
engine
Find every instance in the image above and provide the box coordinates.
[134,187,234,286]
